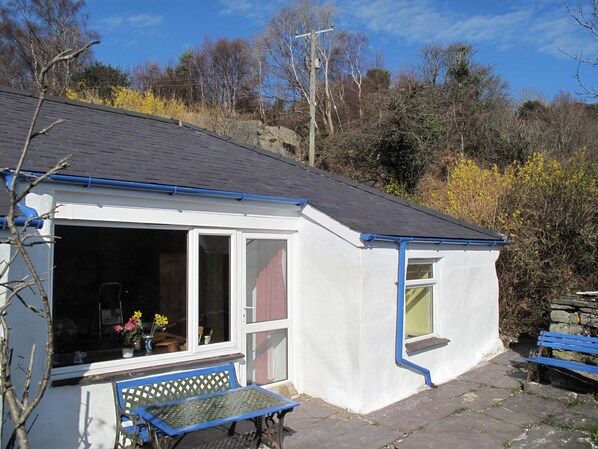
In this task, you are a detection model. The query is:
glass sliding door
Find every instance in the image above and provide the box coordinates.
[244,238,290,385]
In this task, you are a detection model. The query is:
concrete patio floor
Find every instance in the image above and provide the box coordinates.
[177,341,598,449]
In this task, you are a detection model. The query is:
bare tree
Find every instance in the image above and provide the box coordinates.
[563,1,598,97]
[0,40,97,449]
[251,36,269,122]
[261,0,338,135]
[418,43,446,86]
[0,0,98,94]
[337,32,369,121]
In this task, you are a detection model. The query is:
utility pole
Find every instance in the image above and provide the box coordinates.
[296,26,334,167]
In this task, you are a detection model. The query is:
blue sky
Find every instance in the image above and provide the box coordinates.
[84,0,595,103]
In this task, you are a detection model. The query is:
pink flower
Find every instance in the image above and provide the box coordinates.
[114,324,123,333]
[124,321,135,332]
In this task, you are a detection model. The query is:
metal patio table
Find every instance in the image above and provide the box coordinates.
[134,385,299,449]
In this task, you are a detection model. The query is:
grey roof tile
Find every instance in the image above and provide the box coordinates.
[0,87,504,241]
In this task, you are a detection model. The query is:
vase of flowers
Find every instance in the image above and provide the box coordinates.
[129,311,168,353]
[113,312,143,356]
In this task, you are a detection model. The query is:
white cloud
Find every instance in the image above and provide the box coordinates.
[339,0,592,58]
[217,0,284,23]
[127,14,163,29]
[101,13,163,31]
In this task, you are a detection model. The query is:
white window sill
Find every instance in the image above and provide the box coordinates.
[51,352,244,387]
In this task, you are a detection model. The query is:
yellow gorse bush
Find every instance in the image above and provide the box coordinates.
[428,152,597,242]
[428,154,514,233]
[425,151,597,336]
[67,87,188,121]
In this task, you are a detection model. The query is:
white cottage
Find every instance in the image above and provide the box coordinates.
[0,87,507,448]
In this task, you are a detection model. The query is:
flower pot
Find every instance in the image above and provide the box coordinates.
[122,347,134,358]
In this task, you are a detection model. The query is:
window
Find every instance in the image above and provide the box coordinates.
[52,225,234,368]
[404,261,436,340]
[197,235,230,344]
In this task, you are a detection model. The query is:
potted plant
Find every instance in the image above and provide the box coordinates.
[113,312,143,357]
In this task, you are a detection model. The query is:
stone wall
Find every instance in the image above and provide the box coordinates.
[549,295,598,337]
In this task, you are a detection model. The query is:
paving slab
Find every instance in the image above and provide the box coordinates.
[488,392,568,424]
[459,360,527,390]
[507,424,596,449]
[366,382,514,435]
[544,401,598,433]
[365,380,480,433]
[282,397,339,431]
[457,384,514,411]
[524,381,587,402]
[389,410,525,449]
[283,415,400,449]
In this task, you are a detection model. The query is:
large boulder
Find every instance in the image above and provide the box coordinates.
[227,120,301,158]
[194,115,301,158]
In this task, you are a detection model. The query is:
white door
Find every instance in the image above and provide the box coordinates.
[242,236,291,386]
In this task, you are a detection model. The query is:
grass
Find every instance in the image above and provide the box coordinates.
[510,385,522,394]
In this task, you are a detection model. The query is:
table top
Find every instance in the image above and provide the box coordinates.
[134,385,300,436]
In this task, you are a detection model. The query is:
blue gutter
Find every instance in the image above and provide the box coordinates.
[19,171,309,207]
[0,174,44,230]
[361,233,508,388]
[1,171,309,229]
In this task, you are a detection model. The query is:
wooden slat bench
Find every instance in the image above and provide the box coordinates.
[112,363,299,449]
[524,331,598,383]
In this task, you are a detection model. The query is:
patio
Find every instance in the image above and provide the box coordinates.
[174,339,597,449]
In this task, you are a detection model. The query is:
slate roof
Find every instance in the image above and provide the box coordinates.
[0,86,504,241]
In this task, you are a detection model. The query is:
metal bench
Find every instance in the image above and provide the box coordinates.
[524,331,598,382]
[113,363,298,449]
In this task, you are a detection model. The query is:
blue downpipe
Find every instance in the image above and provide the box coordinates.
[1,174,43,229]
[395,239,434,387]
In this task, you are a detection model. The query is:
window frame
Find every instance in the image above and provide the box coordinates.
[404,259,438,342]
[50,223,241,379]
[240,233,294,387]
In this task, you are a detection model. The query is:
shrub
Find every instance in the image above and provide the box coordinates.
[424,152,598,337]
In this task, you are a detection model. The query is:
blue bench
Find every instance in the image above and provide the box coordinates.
[112,363,298,449]
[524,331,598,382]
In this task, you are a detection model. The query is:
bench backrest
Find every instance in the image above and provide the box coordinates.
[537,331,598,355]
[114,364,238,414]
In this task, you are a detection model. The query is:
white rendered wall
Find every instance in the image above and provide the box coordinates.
[358,243,503,413]
[0,192,67,447]
[293,210,363,412]
[293,212,503,414]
